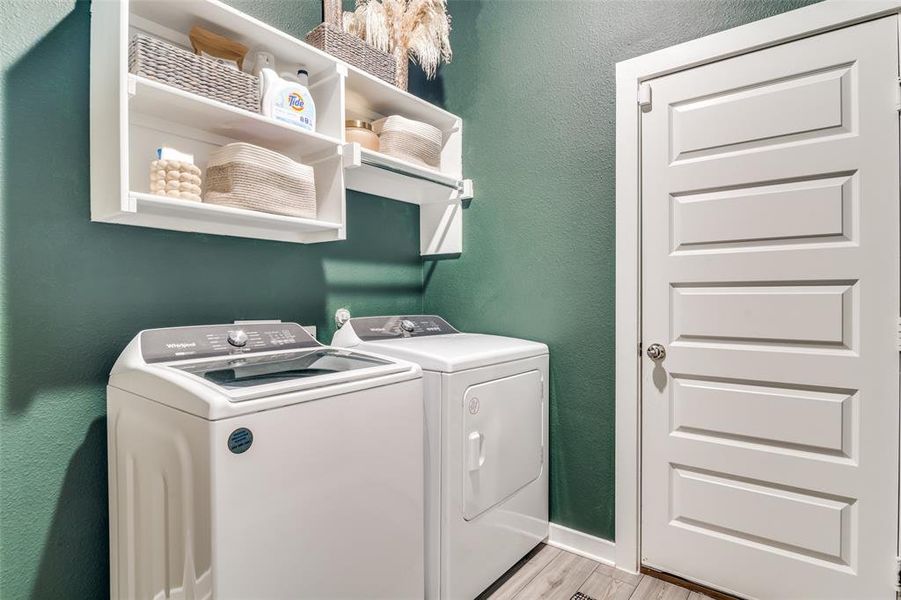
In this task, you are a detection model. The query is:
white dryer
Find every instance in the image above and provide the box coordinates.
[107,322,424,600]
[333,315,549,600]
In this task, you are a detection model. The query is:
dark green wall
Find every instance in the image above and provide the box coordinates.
[0,0,819,597]
[424,0,820,542]
[0,2,422,598]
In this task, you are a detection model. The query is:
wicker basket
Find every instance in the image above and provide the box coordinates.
[374,116,443,168]
[203,143,317,219]
[129,33,261,113]
[305,23,396,86]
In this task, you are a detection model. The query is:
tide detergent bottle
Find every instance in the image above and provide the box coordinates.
[260,67,316,131]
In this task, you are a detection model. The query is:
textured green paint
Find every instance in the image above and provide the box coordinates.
[0,2,422,598]
[424,0,821,542]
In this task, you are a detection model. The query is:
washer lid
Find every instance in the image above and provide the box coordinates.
[173,348,397,392]
[356,333,548,372]
[109,323,422,419]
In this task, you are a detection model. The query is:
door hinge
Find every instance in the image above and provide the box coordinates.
[897,317,901,351]
[895,77,901,112]
[894,556,900,592]
[638,82,652,110]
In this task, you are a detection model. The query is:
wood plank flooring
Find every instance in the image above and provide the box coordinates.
[479,544,717,600]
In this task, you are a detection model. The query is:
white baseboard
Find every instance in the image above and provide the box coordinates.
[546,523,616,566]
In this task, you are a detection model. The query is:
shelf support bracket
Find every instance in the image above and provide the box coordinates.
[458,179,474,201]
[421,200,462,256]
[342,142,468,255]
[343,141,363,170]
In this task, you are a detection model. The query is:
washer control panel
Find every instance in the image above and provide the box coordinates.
[349,315,459,341]
[141,323,319,363]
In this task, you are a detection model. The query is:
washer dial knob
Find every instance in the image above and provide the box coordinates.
[227,329,248,347]
[400,319,416,333]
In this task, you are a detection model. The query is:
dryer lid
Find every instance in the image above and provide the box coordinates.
[361,334,547,372]
[335,316,548,372]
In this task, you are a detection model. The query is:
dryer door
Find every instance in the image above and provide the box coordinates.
[462,370,543,521]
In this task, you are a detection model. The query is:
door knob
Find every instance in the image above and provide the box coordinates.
[646,343,666,361]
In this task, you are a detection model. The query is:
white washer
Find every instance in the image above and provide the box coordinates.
[107,322,424,600]
[333,315,549,600]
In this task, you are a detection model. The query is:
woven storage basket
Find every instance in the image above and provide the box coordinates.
[306,24,396,86]
[129,33,261,113]
[373,116,443,169]
[203,143,317,219]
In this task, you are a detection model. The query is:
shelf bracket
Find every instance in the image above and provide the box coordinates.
[343,141,363,170]
[458,179,474,201]
[342,142,468,255]
[421,201,462,256]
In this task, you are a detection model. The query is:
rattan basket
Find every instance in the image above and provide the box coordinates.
[203,143,317,219]
[129,33,261,113]
[305,23,396,86]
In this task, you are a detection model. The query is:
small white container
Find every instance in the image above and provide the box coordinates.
[345,120,379,151]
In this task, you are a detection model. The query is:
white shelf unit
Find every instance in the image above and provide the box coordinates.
[90,0,472,255]
[125,192,342,242]
[129,75,343,157]
[344,64,472,255]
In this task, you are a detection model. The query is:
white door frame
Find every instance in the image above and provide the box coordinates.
[614,0,901,574]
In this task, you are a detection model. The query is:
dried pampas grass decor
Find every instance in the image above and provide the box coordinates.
[343,0,452,91]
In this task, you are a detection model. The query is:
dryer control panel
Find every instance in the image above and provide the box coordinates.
[348,315,459,341]
[141,323,320,363]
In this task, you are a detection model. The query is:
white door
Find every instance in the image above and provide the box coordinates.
[640,17,899,600]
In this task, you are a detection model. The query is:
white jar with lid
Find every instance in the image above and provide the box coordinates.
[345,120,379,151]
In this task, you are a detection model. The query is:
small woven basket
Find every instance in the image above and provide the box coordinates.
[305,23,396,86]
[129,33,261,113]
[373,116,443,168]
[203,143,317,219]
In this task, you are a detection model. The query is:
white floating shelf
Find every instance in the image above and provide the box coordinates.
[128,75,342,159]
[344,145,471,205]
[91,0,471,255]
[111,193,343,243]
[344,64,461,133]
[129,0,339,78]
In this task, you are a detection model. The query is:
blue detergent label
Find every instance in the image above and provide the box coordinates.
[272,85,315,130]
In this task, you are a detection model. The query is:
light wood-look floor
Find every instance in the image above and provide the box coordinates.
[480,544,715,600]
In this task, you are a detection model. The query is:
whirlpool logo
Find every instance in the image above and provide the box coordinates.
[166,342,197,349]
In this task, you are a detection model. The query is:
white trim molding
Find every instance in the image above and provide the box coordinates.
[614,0,901,575]
[547,523,616,566]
